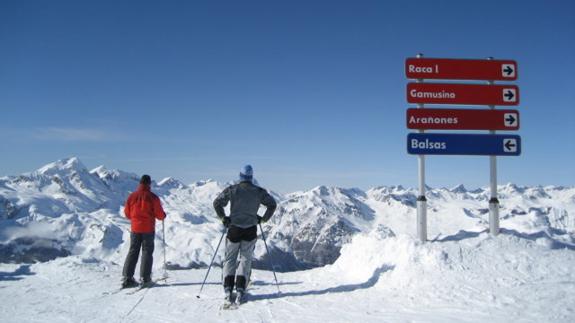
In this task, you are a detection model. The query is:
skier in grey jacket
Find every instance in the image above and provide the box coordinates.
[213,165,277,304]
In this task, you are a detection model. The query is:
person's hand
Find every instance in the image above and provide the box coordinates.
[222,217,231,228]
[257,216,265,224]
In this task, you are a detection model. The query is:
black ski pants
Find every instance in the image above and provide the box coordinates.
[122,232,155,281]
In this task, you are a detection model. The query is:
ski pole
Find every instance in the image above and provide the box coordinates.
[259,223,281,294]
[162,220,168,278]
[197,230,226,298]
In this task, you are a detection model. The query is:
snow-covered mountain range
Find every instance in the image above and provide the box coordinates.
[1,157,574,271]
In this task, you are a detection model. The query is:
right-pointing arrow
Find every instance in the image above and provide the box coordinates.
[503,88,517,102]
[501,64,516,78]
[504,113,517,126]
[504,90,514,100]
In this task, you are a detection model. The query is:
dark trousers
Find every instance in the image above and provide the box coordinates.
[122,232,155,281]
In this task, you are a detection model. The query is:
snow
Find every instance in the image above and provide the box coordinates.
[2,231,574,322]
[1,157,574,322]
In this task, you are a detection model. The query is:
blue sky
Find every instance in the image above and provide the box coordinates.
[1,0,574,193]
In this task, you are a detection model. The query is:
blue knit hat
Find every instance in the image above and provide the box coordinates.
[239,165,253,182]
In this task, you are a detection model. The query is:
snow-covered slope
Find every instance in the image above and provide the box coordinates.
[1,230,573,322]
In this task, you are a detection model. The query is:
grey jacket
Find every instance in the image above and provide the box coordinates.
[213,181,277,228]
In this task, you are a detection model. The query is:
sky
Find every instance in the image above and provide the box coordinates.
[1,0,574,193]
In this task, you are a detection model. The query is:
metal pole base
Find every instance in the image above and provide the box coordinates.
[489,197,500,236]
[417,196,427,242]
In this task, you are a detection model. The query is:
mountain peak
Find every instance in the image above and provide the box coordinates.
[90,165,107,174]
[501,183,525,194]
[158,177,185,188]
[191,179,216,186]
[314,185,331,195]
[36,157,87,176]
[450,184,467,193]
[90,166,139,185]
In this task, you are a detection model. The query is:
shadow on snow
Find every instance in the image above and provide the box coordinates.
[247,265,393,302]
[431,228,575,250]
[154,280,302,288]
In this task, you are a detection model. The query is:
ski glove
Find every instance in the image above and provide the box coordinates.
[257,216,266,224]
[222,217,231,228]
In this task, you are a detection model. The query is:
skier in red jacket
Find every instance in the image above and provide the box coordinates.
[122,175,166,288]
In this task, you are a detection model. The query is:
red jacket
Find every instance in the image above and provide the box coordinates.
[124,184,166,233]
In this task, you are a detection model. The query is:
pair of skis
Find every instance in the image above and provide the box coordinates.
[103,277,168,297]
[126,278,164,295]
[221,292,247,310]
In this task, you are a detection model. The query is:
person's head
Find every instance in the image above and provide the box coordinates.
[140,174,152,185]
[239,165,253,182]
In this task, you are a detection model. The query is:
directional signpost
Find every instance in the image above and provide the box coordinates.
[407,133,521,155]
[407,83,519,105]
[407,108,519,130]
[405,58,517,80]
[405,55,522,242]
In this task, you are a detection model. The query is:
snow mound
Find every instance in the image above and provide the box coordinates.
[319,228,575,322]
[329,226,449,285]
[331,227,575,303]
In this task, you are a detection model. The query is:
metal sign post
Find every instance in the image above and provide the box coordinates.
[487,58,500,236]
[489,139,500,235]
[416,53,427,242]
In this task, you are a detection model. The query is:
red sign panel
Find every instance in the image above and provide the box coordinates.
[405,58,518,81]
[407,83,520,106]
[407,108,520,130]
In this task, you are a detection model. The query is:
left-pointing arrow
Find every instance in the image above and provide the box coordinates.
[505,140,516,151]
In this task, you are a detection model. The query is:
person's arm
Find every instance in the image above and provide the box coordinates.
[260,190,277,223]
[153,195,167,220]
[213,187,231,220]
[124,195,133,219]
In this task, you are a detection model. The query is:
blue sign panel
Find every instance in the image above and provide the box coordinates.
[407,133,521,156]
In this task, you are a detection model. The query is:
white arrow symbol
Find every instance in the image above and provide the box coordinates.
[503,88,517,102]
[503,139,518,153]
[502,64,516,78]
[504,113,518,127]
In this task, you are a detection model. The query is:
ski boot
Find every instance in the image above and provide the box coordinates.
[141,277,154,288]
[223,288,234,309]
[121,277,139,289]
[235,288,247,305]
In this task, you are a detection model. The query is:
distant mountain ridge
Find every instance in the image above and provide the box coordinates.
[1,157,574,270]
